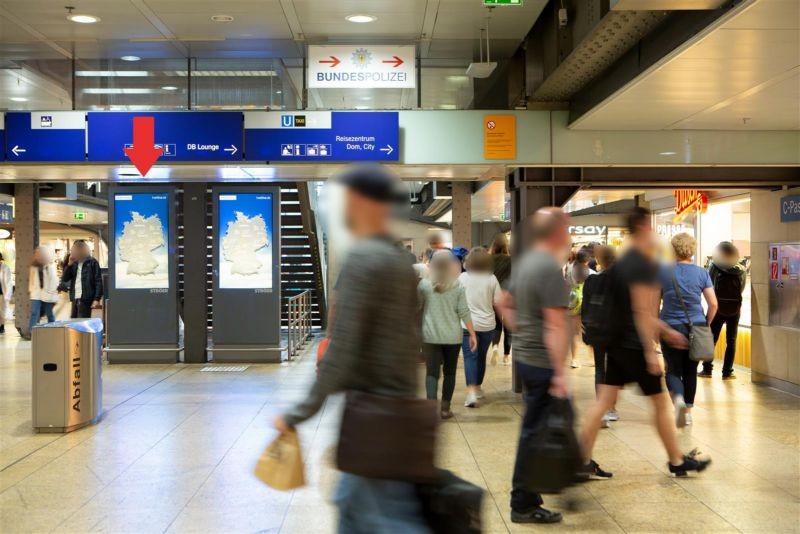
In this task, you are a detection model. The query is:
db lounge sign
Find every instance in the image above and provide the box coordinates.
[673,190,708,223]
[780,194,800,222]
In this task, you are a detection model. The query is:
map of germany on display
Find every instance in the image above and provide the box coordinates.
[222,212,269,275]
[118,212,165,275]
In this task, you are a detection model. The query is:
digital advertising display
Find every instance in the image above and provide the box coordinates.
[113,193,170,289]
[218,193,274,289]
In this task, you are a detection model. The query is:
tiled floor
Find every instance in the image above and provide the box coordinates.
[1,327,798,533]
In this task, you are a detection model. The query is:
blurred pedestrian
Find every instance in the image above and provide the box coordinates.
[701,241,746,379]
[490,233,512,365]
[566,249,594,368]
[27,246,59,338]
[0,252,13,334]
[497,207,578,524]
[420,251,477,418]
[58,240,103,318]
[579,207,711,477]
[458,247,501,407]
[659,233,718,427]
[274,165,431,533]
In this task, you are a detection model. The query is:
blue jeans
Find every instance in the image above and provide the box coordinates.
[29,300,55,332]
[511,362,552,513]
[334,472,430,534]
[661,323,699,407]
[462,329,494,386]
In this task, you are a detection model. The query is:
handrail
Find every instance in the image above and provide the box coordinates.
[287,290,313,361]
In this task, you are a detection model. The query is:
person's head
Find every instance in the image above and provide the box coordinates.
[671,232,697,262]
[489,233,509,255]
[587,242,600,257]
[595,245,616,271]
[529,207,571,256]
[714,241,740,265]
[626,206,652,238]
[32,246,52,266]
[338,164,402,238]
[428,232,445,250]
[575,249,591,266]
[429,250,457,293]
[464,247,493,273]
[71,239,90,261]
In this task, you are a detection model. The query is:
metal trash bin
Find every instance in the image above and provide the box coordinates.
[32,318,103,433]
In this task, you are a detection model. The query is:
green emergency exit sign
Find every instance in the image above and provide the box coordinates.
[484,0,522,5]
[72,212,87,221]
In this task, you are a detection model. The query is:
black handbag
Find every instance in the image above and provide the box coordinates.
[336,390,439,482]
[417,469,484,534]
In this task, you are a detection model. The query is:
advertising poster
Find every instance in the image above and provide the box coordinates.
[218,193,273,289]
[114,193,170,289]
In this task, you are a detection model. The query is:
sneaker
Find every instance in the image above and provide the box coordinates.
[685,412,693,426]
[722,373,736,380]
[490,346,498,365]
[606,410,620,422]
[464,391,478,408]
[476,387,485,399]
[697,369,712,378]
[510,507,563,524]
[668,455,711,477]
[578,459,614,480]
[440,409,453,419]
[674,395,687,429]
[570,359,580,369]
[503,355,511,366]
[601,414,610,428]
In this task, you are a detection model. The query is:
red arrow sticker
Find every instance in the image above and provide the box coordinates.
[382,55,404,68]
[319,56,341,67]
[123,116,164,177]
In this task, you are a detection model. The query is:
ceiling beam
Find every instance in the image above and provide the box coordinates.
[0,5,73,59]
[128,0,189,57]
[419,0,441,59]
[279,0,306,57]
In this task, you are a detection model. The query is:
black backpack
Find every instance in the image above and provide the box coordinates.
[710,264,744,316]
[581,267,620,347]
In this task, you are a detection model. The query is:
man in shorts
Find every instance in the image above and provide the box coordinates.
[579,207,712,477]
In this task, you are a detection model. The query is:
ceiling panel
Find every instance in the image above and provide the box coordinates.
[572,0,800,131]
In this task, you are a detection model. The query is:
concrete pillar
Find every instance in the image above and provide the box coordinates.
[13,184,39,336]
[451,182,472,249]
[182,183,208,363]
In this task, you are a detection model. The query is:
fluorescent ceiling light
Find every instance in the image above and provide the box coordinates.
[161,86,178,90]
[75,71,150,77]
[211,15,234,22]
[67,14,99,24]
[659,151,677,156]
[346,14,377,23]
[276,90,282,94]
[168,70,276,77]
[83,88,160,94]
[446,75,469,83]
[120,55,141,62]
[354,106,370,110]
[439,104,457,110]
[9,97,27,102]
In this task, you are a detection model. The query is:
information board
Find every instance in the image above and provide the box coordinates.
[245,111,399,162]
[113,193,170,289]
[218,193,274,289]
[5,112,86,162]
[88,112,243,162]
[308,45,416,89]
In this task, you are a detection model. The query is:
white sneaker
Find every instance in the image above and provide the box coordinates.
[476,387,485,399]
[601,414,610,428]
[685,412,693,426]
[502,355,511,366]
[570,359,580,369]
[674,395,687,428]
[464,391,478,408]
[606,410,620,422]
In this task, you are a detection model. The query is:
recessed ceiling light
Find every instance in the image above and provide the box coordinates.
[211,14,234,22]
[276,90,282,94]
[9,97,28,102]
[121,55,141,62]
[346,14,376,23]
[359,96,372,101]
[67,14,100,24]
[161,86,178,91]
[659,151,677,156]
[354,106,370,110]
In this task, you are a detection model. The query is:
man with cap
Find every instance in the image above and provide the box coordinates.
[274,164,428,533]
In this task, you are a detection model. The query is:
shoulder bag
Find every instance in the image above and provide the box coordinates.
[670,271,715,363]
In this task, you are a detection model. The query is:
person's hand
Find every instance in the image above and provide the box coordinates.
[549,373,569,398]
[663,328,689,349]
[273,415,291,434]
[645,353,665,376]
[91,300,102,309]
[469,333,477,352]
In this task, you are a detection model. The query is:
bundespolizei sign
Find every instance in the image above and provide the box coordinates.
[244,111,399,162]
[308,45,415,89]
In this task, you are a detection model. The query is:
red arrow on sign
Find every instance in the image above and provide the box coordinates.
[123,116,164,177]
[319,56,340,67]
[382,55,404,68]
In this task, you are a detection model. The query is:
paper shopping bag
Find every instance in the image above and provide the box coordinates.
[254,430,306,491]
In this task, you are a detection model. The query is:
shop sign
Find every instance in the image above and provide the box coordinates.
[780,194,800,222]
[308,45,416,89]
[568,225,607,236]
[673,190,708,223]
[0,202,12,224]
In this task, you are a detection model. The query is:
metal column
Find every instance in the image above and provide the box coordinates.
[182,183,209,363]
[451,182,473,249]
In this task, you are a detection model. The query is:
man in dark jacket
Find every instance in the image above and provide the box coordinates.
[700,241,746,379]
[59,240,103,318]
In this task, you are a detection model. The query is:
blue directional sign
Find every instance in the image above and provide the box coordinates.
[245,111,399,162]
[87,112,243,162]
[5,112,86,162]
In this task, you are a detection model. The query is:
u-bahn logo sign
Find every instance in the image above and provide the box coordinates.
[673,189,708,223]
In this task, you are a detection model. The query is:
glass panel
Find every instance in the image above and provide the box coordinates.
[190,58,298,110]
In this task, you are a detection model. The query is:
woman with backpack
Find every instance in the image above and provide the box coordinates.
[700,242,746,379]
[419,251,477,419]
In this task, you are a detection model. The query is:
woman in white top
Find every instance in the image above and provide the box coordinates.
[459,247,502,407]
[27,246,59,337]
